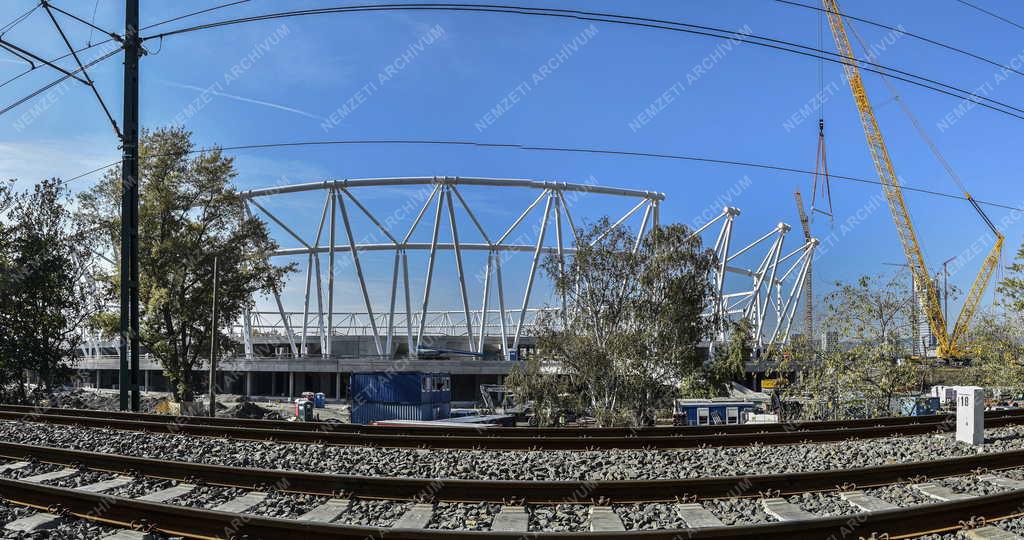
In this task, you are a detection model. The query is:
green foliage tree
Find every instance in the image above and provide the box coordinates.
[960,309,1024,396]
[0,180,99,402]
[79,128,293,402]
[998,242,1024,314]
[508,219,718,426]
[778,273,917,420]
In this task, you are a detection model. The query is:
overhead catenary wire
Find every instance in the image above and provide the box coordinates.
[58,138,1024,213]
[0,47,120,117]
[955,0,1024,32]
[0,4,39,35]
[846,19,969,198]
[42,1,121,42]
[86,0,101,45]
[0,0,249,91]
[776,0,1024,78]
[138,3,1024,122]
[6,3,1024,124]
[40,2,122,139]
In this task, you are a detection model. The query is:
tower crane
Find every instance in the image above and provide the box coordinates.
[794,190,814,338]
[822,0,1003,358]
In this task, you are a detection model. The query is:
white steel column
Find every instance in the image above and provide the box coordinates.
[326,190,337,357]
[272,289,299,357]
[401,250,414,356]
[416,185,446,350]
[301,195,330,356]
[337,192,384,356]
[554,192,567,321]
[385,251,400,356]
[514,194,554,352]
[477,250,493,353]
[445,187,474,351]
[495,252,509,359]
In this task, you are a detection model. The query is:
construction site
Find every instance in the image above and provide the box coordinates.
[1,0,1023,538]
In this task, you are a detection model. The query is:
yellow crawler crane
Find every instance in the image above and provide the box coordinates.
[822,0,1003,358]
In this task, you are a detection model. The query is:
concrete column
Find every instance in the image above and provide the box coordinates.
[335,372,342,400]
[245,372,254,397]
[288,372,295,398]
[95,370,100,389]
[144,370,150,392]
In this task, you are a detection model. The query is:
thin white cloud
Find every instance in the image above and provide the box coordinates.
[162,81,326,122]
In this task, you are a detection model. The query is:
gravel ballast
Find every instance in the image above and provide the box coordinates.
[426,502,501,530]
[703,497,776,525]
[247,491,331,519]
[865,484,932,507]
[528,504,589,532]
[168,485,249,509]
[787,491,859,517]
[5,420,1024,481]
[334,498,411,527]
[614,503,687,530]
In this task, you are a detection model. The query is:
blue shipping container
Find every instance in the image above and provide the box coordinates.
[349,372,450,404]
[350,401,451,425]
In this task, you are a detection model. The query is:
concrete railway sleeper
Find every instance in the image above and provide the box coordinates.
[7,461,1024,538]
[5,404,1016,438]
[4,408,1024,450]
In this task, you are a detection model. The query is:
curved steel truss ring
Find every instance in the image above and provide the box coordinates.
[238,176,664,360]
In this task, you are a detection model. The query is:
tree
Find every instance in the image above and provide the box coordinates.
[960,309,1024,396]
[79,127,293,402]
[0,180,99,402]
[777,273,918,420]
[509,219,718,426]
[998,242,1024,315]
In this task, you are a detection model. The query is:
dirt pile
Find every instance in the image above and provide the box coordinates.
[45,389,161,412]
[221,401,281,420]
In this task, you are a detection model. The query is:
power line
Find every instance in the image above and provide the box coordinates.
[0,0,249,91]
[0,4,39,35]
[7,3,1024,125]
[776,0,1024,78]
[0,47,120,117]
[41,2,122,139]
[86,0,101,46]
[58,138,1024,212]
[956,0,1024,32]
[43,1,121,41]
[141,0,252,31]
[139,3,1024,122]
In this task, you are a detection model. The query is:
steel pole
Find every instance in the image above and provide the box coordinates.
[119,0,140,411]
[208,257,218,417]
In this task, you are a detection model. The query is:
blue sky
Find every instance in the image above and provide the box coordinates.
[1,0,1023,326]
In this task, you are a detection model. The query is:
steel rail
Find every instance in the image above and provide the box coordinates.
[4,456,1024,538]
[5,439,1024,503]
[6,403,1018,437]
[3,409,1007,450]
[7,408,1024,450]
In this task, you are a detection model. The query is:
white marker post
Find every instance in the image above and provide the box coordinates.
[956,386,984,445]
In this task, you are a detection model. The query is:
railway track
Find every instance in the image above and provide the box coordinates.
[4,405,1024,450]
[4,441,1024,538]
[7,403,1021,436]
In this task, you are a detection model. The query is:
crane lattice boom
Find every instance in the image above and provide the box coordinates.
[823,0,1001,358]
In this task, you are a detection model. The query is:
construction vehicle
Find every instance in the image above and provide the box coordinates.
[479,384,530,416]
[823,0,1004,358]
